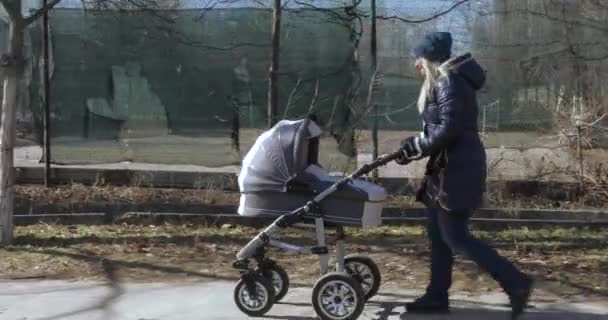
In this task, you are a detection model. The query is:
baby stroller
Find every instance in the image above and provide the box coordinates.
[232,118,402,320]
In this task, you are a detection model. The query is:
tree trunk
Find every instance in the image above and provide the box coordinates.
[267,0,281,128]
[0,20,24,246]
[43,0,52,186]
[370,0,379,178]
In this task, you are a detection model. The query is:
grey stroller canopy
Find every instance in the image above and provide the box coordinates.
[238,118,386,228]
[238,119,322,193]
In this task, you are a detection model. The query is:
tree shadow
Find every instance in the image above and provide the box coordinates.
[276,301,312,307]
[8,246,246,320]
[264,316,316,320]
[0,283,103,297]
[34,257,124,320]
[5,246,606,320]
[11,246,239,282]
[5,246,250,319]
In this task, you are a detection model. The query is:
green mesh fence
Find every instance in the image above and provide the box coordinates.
[8,0,608,178]
[34,7,356,167]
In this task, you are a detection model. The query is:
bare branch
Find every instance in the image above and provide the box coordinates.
[455,38,562,49]
[140,24,271,50]
[378,0,470,23]
[568,45,608,61]
[308,78,320,113]
[283,78,303,119]
[24,0,63,26]
[290,0,366,27]
[194,0,241,22]
[0,0,23,21]
[590,0,608,11]
[479,8,608,33]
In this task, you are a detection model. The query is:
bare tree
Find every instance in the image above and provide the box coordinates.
[0,0,64,245]
[268,0,281,127]
[0,0,182,245]
[370,0,378,177]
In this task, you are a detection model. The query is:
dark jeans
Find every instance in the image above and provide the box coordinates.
[425,206,527,298]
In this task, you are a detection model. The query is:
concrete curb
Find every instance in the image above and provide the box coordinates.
[114,212,608,229]
[15,208,608,229]
[383,207,608,221]
[16,201,608,221]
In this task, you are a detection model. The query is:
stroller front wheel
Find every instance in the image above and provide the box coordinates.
[344,255,382,300]
[258,261,290,302]
[312,272,365,320]
[234,274,275,317]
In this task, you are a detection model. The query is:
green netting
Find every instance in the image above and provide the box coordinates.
[5,0,608,170]
[26,8,358,166]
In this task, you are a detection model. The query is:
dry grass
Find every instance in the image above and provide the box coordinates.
[16,183,607,210]
[16,184,240,207]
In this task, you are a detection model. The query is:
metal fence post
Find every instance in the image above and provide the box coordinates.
[43,0,52,186]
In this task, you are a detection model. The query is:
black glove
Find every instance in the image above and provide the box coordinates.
[400,136,423,161]
[395,153,411,165]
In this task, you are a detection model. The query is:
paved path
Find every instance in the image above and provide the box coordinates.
[1,280,606,320]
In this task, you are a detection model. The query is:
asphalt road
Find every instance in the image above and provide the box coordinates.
[0,280,606,320]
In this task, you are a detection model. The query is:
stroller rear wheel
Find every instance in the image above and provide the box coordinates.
[344,255,381,300]
[312,272,365,320]
[234,274,275,317]
[258,261,290,302]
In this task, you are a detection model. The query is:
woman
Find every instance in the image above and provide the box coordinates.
[396,32,533,319]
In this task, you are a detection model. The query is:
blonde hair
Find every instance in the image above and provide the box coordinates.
[417,58,449,114]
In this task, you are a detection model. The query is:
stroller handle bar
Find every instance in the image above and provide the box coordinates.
[350,149,404,178]
[310,149,403,204]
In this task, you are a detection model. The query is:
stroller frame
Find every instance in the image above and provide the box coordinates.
[234,214,349,275]
[232,151,403,319]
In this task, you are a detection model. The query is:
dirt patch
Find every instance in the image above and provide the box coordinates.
[16,184,240,207]
[2,224,607,301]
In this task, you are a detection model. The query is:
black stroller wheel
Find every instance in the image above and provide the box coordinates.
[344,255,382,300]
[234,275,275,317]
[258,262,290,302]
[312,272,365,320]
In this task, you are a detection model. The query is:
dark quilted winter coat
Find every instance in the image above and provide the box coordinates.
[417,53,487,211]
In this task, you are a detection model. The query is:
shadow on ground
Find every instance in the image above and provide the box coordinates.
[10,246,239,282]
[270,299,606,320]
[14,232,608,251]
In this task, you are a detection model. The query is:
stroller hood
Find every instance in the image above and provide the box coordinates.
[238,119,322,193]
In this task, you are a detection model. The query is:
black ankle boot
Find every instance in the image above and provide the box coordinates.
[510,276,534,320]
[406,293,450,314]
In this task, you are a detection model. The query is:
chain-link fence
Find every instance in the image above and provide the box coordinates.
[9,0,608,184]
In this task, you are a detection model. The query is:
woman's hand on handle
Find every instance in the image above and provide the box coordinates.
[395,154,411,165]
[400,136,424,161]
[377,150,411,166]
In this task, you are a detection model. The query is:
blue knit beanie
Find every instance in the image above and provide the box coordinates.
[413,32,453,63]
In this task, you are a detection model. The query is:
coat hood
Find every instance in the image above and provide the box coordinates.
[439,53,486,91]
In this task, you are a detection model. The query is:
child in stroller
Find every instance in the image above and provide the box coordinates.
[232,118,402,320]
